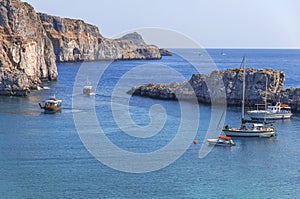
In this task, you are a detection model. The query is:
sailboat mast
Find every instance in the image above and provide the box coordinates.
[242,56,246,120]
[264,75,268,123]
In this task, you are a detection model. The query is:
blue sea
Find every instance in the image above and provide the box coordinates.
[1,49,300,198]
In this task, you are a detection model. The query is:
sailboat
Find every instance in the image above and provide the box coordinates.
[222,56,276,137]
[220,49,226,56]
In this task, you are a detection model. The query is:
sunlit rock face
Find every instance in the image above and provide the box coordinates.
[38,14,161,62]
[0,0,57,96]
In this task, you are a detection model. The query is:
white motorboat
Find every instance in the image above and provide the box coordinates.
[247,102,293,120]
[83,77,95,96]
[83,85,95,96]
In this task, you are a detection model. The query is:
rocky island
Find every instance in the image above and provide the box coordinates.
[128,68,300,112]
[0,0,162,96]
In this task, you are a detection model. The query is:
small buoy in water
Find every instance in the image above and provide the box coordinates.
[193,140,197,145]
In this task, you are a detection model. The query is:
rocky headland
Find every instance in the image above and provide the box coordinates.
[0,0,162,96]
[38,15,161,62]
[128,68,300,112]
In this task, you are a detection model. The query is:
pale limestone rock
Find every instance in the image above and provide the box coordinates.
[39,13,161,62]
[0,0,57,96]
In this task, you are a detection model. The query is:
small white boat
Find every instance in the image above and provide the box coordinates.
[207,135,235,146]
[220,49,226,56]
[83,85,95,96]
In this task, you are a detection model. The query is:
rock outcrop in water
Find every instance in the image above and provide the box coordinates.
[0,0,57,95]
[127,68,300,110]
[38,14,162,62]
[159,49,172,56]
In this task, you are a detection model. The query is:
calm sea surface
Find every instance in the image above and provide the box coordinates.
[1,49,300,198]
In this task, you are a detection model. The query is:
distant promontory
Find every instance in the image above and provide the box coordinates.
[0,0,163,96]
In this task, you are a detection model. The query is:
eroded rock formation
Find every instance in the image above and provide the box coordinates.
[38,14,162,62]
[0,0,57,95]
[128,68,298,108]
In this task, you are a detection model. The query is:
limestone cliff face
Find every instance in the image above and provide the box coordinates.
[189,68,285,105]
[0,0,57,95]
[38,14,161,62]
[128,68,286,106]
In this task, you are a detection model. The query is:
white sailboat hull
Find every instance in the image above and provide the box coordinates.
[223,129,276,137]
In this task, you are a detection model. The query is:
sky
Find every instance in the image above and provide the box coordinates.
[23,0,300,48]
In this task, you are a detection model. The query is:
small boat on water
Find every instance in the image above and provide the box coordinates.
[207,135,235,146]
[220,49,226,56]
[39,96,62,113]
[83,85,95,96]
[247,102,293,120]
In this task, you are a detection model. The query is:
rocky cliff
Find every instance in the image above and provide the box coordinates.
[128,68,296,108]
[0,0,164,96]
[0,0,57,95]
[38,14,162,62]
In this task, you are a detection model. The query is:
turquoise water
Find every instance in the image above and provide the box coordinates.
[1,49,300,198]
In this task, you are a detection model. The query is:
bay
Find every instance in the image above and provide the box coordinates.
[0,49,299,198]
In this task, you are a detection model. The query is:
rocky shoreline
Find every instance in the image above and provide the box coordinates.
[128,68,300,112]
[0,0,164,96]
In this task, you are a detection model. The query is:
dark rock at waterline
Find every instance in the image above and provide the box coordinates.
[159,48,172,56]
